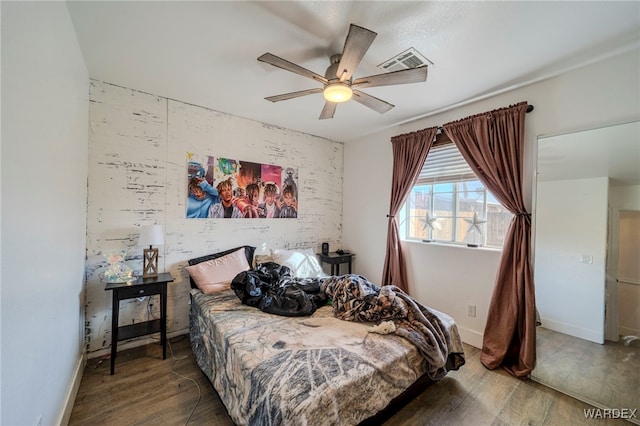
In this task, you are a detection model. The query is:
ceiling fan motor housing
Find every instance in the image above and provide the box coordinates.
[323,54,353,103]
[325,54,348,83]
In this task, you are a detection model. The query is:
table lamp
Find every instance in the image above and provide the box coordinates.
[140,224,164,278]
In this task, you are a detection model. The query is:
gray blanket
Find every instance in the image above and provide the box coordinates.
[321,274,465,380]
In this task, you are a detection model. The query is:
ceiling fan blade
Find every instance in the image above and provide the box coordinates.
[336,24,377,82]
[265,88,323,103]
[352,90,394,114]
[319,101,337,120]
[352,66,428,89]
[258,53,328,85]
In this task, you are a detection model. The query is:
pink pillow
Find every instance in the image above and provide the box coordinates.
[186,247,250,293]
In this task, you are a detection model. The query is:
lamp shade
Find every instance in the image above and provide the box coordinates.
[140,224,164,247]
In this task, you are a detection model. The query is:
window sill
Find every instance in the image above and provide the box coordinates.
[402,239,503,253]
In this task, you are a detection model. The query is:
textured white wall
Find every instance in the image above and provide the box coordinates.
[85,81,343,356]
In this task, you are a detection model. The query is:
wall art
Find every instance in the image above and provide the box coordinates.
[186,153,298,219]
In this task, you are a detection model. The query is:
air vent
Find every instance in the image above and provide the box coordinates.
[378,47,433,72]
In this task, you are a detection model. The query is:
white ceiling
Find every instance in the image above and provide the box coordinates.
[66,1,640,143]
[538,121,640,186]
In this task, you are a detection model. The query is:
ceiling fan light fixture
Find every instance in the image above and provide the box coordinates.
[323,82,352,103]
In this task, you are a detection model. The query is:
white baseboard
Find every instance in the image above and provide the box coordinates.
[87,328,189,359]
[619,325,640,338]
[539,317,603,344]
[57,347,87,426]
[457,326,483,349]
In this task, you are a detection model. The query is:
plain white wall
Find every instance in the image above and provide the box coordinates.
[535,177,608,343]
[343,48,640,348]
[1,2,89,425]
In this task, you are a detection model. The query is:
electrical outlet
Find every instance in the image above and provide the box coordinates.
[467,304,476,317]
[579,255,593,264]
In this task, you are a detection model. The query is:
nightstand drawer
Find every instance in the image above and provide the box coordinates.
[317,252,354,275]
[116,282,164,299]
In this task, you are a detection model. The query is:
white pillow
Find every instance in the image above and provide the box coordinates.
[252,244,273,267]
[186,247,250,293]
[271,248,325,278]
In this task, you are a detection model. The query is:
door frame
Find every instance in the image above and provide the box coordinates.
[605,207,640,341]
[604,205,619,341]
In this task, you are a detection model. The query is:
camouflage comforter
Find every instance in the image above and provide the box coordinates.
[190,282,464,425]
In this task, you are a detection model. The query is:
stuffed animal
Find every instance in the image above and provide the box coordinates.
[369,321,396,335]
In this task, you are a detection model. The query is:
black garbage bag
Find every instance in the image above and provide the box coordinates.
[231,262,327,316]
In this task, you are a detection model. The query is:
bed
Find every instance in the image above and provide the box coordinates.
[188,246,465,425]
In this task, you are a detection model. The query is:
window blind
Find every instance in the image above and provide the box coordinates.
[416,141,477,184]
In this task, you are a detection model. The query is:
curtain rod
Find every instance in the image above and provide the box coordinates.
[436,104,534,133]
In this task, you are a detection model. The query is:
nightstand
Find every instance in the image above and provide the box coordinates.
[317,252,354,275]
[105,272,174,374]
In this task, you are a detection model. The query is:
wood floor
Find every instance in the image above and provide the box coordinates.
[533,327,639,418]
[69,335,627,426]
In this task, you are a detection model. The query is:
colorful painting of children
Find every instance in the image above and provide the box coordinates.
[186,154,297,219]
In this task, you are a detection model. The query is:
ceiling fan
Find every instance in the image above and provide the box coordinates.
[257,24,429,120]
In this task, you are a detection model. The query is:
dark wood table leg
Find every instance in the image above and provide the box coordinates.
[110,291,119,375]
[161,284,167,360]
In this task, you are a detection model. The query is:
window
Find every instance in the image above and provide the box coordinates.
[399,139,513,248]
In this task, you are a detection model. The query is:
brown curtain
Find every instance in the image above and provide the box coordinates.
[442,102,535,378]
[382,127,438,292]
